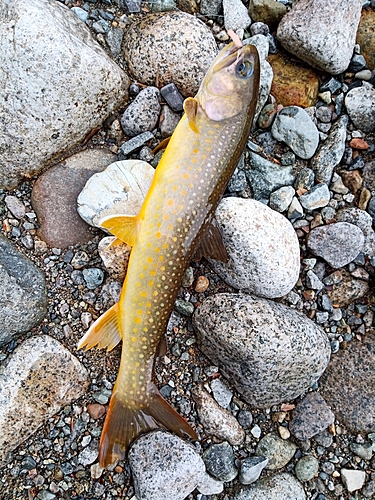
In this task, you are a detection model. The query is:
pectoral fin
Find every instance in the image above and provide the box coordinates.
[192,218,229,263]
[77,303,121,352]
[99,214,140,247]
[183,97,199,134]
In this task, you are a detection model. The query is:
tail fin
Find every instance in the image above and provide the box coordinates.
[99,387,198,468]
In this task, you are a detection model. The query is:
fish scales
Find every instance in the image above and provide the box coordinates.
[78,41,260,467]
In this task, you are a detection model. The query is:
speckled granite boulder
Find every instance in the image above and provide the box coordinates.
[320,338,375,433]
[209,198,300,299]
[129,431,223,499]
[0,0,129,189]
[277,0,362,75]
[123,11,217,97]
[193,293,331,408]
[0,235,47,346]
[233,472,306,500]
[0,335,89,465]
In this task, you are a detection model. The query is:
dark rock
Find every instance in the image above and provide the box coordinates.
[290,393,335,440]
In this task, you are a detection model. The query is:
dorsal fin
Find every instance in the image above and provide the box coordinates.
[192,218,229,263]
[183,97,199,133]
[99,214,140,247]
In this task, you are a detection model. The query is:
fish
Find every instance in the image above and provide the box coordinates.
[78,40,260,468]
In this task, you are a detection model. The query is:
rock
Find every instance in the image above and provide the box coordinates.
[87,403,106,420]
[0,235,47,346]
[77,160,154,228]
[193,293,331,408]
[120,87,161,137]
[356,8,375,71]
[149,0,176,12]
[336,207,375,257]
[119,131,155,158]
[248,0,286,28]
[128,431,214,500]
[295,455,319,482]
[239,456,268,485]
[82,268,105,290]
[350,442,373,461]
[210,198,300,298]
[325,270,369,307]
[320,338,375,433]
[203,441,238,482]
[31,149,115,248]
[233,472,306,499]
[269,186,295,213]
[268,53,319,108]
[307,222,365,268]
[310,115,348,184]
[287,197,304,220]
[123,11,217,97]
[289,392,334,440]
[223,0,251,32]
[305,270,324,291]
[341,170,363,195]
[192,386,245,446]
[98,236,131,281]
[246,152,295,200]
[160,83,185,112]
[4,196,25,219]
[105,27,124,57]
[0,335,89,465]
[159,105,181,138]
[298,184,330,211]
[276,0,362,75]
[0,0,128,190]
[345,83,375,133]
[256,433,297,470]
[341,469,366,493]
[211,378,232,408]
[271,106,319,159]
[200,0,222,17]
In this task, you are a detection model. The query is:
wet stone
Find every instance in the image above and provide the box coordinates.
[290,392,335,441]
[256,433,297,470]
[203,441,238,482]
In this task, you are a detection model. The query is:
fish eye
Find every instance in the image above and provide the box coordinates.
[235,60,254,78]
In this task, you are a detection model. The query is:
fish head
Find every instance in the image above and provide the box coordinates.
[197,41,260,122]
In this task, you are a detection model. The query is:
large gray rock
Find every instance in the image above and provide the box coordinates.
[0,235,47,346]
[209,198,300,299]
[123,11,217,97]
[193,293,331,408]
[0,335,89,465]
[277,0,362,75]
[233,472,306,500]
[0,0,129,190]
[128,431,222,499]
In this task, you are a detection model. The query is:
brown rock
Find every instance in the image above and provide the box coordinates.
[341,170,363,195]
[195,276,209,293]
[87,403,106,420]
[356,8,375,70]
[349,138,369,150]
[326,270,369,307]
[268,53,319,108]
[249,0,287,28]
[176,0,198,14]
[358,188,371,210]
[362,160,375,193]
[31,149,116,248]
[320,338,375,432]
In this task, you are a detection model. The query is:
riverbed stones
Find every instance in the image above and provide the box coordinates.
[128,431,218,500]
[345,83,375,133]
[289,392,335,440]
[0,335,89,465]
[123,11,217,97]
[277,0,362,75]
[31,149,116,248]
[320,338,375,433]
[0,0,129,190]
[209,198,300,299]
[307,222,365,268]
[256,433,297,470]
[233,472,306,500]
[193,293,331,408]
[77,160,154,228]
[120,87,161,137]
[0,235,47,346]
[271,106,319,159]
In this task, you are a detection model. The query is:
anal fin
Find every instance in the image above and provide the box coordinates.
[193,218,229,263]
[77,303,121,352]
[99,214,140,247]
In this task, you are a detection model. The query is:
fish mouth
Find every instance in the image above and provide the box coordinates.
[212,42,256,74]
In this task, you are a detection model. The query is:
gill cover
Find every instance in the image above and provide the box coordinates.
[198,42,260,122]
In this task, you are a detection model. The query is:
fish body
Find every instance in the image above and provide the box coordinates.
[78,41,260,467]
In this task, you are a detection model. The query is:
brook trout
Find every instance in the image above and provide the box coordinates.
[78,41,260,467]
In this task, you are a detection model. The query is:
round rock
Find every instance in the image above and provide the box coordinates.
[295,455,319,482]
[307,222,365,268]
[345,83,375,133]
[210,198,300,299]
[233,472,306,500]
[256,433,297,470]
[77,160,155,228]
[271,106,319,159]
[123,11,217,97]
[121,86,161,137]
[193,293,331,408]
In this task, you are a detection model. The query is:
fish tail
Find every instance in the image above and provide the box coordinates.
[99,386,198,468]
